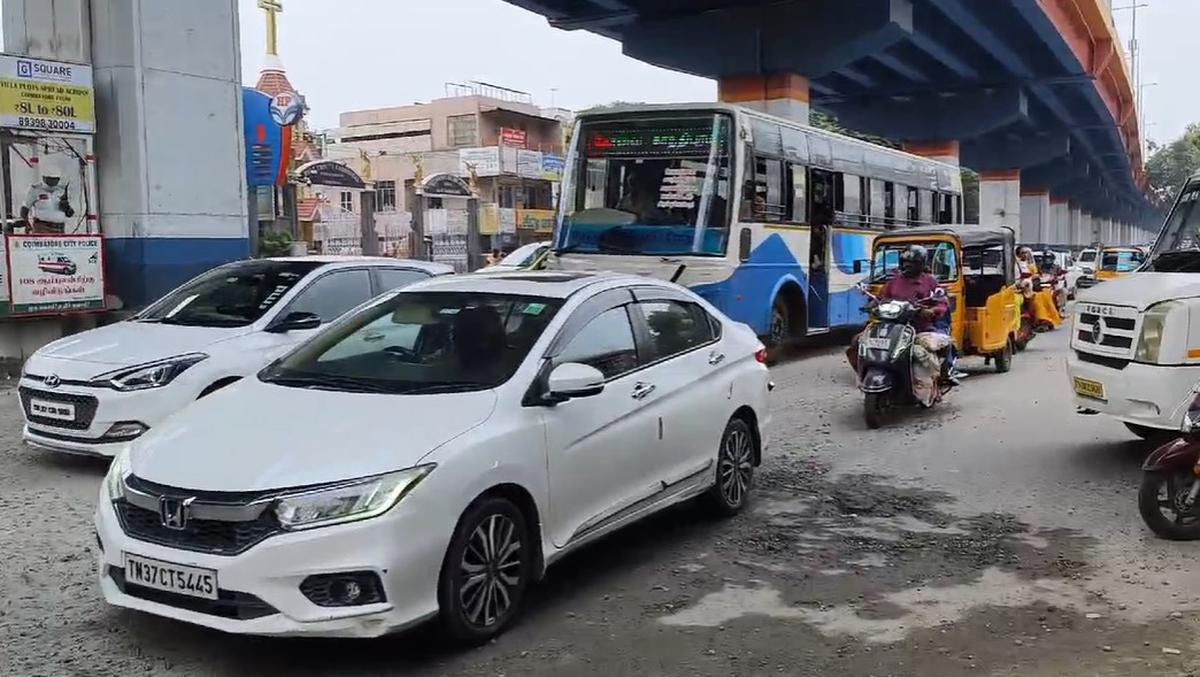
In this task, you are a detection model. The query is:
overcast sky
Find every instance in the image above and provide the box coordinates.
[236,0,715,130]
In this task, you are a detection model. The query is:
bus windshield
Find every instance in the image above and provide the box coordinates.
[1147,181,1200,272]
[557,114,732,257]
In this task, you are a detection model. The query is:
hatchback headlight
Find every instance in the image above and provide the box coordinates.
[90,353,208,391]
[1135,302,1180,363]
[274,465,435,531]
[105,447,131,501]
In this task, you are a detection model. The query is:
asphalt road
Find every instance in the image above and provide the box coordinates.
[4,326,1200,676]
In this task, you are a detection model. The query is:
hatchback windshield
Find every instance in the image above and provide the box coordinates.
[136,260,323,327]
[260,292,562,394]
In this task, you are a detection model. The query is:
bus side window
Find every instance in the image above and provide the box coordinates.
[749,156,786,222]
[840,174,862,226]
[955,195,963,223]
[869,179,886,227]
[893,184,909,228]
[907,187,919,225]
[918,189,933,224]
[883,181,896,228]
[789,164,808,224]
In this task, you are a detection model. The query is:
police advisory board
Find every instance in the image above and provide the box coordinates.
[0,54,95,134]
[6,235,104,314]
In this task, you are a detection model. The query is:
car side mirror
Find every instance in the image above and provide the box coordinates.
[266,311,322,333]
[546,362,605,401]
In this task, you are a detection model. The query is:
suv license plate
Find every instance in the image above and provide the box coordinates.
[123,553,218,600]
[1073,377,1106,401]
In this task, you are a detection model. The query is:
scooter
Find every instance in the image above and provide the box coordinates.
[1139,384,1200,540]
[855,285,950,429]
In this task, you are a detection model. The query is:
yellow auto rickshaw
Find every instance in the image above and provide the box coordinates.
[869,225,1020,372]
[1094,246,1146,282]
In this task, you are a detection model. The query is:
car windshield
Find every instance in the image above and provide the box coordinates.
[557,114,732,257]
[136,260,323,327]
[259,291,562,394]
[1078,250,1096,264]
[871,241,959,282]
[1101,250,1144,272]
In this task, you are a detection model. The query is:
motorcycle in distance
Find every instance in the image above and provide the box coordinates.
[854,284,952,429]
[1139,383,1200,539]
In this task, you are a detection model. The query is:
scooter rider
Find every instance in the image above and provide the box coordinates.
[848,245,952,373]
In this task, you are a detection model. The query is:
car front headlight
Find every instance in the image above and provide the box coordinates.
[90,353,208,391]
[1135,301,1181,363]
[274,465,435,531]
[105,447,131,501]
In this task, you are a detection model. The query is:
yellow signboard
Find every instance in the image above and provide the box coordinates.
[0,54,95,134]
[516,208,556,233]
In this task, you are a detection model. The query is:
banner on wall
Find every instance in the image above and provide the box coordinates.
[516,208,556,234]
[0,54,95,133]
[7,235,104,314]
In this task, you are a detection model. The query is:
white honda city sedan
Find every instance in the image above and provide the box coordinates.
[96,271,771,642]
[20,256,451,457]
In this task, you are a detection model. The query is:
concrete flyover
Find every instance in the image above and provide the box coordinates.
[506,0,1156,246]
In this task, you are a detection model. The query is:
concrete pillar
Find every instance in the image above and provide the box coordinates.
[1069,205,1083,246]
[979,170,1020,231]
[718,73,810,124]
[1019,188,1050,244]
[1050,196,1069,246]
[903,141,960,167]
[1080,211,1094,245]
[91,0,249,306]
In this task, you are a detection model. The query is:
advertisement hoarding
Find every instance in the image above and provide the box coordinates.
[0,54,95,134]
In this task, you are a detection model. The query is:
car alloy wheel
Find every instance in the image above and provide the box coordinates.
[705,417,755,516]
[459,513,523,628]
[439,497,531,643]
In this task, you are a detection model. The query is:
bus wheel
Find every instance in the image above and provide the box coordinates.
[766,298,790,360]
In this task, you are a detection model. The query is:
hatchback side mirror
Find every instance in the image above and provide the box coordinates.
[547,362,605,401]
[267,311,322,333]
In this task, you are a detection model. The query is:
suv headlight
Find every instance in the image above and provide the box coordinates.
[105,447,131,500]
[274,465,434,531]
[90,353,208,391]
[1136,301,1181,363]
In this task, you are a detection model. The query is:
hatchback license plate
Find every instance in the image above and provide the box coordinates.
[1073,377,1106,401]
[30,398,75,421]
[863,337,891,350]
[123,553,218,600]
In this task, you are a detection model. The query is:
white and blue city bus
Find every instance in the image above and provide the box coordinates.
[550,103,963,347]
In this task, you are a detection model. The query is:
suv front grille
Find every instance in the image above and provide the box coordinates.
[115,501,281,556]
[18,386,98,430]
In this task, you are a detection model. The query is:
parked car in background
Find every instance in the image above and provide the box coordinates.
[96,271,771,641]
[20,256,452,457]
[491,241,551,271]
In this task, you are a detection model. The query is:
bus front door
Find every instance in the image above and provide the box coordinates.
[807,169,835,334]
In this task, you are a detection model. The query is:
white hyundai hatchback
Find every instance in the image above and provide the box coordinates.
[96,271,770,642]
[20,256,451,457]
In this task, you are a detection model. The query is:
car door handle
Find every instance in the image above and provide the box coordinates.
[631,382,656,400]
[708,351,726,366]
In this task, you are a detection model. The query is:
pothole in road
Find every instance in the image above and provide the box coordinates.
[658,460,1102,646]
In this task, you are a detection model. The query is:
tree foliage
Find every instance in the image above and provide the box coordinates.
[809,111,899,149]
[1147,124,1200,206]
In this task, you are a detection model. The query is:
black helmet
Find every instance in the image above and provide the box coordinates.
[899,244,928,277]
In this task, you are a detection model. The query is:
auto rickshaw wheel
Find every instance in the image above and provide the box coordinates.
[995,340,1013,373]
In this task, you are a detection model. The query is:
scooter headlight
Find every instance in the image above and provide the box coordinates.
[877,302,902,320]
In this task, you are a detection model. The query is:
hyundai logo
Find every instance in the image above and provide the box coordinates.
[159,496,195,530]
[43,374,61,388]
[1091,318,1105,344]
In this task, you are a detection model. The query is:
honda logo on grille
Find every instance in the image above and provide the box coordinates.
[159,496,195,530]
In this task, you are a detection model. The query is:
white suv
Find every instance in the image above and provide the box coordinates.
[20,256,451,457]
